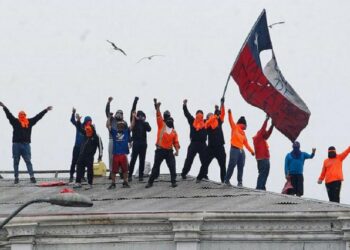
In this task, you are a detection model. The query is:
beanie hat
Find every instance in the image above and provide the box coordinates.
[163,110,171,120]
[137,110,146,119]
[237,116,247,126]
[83,116,92,124]
[196,110,203,115]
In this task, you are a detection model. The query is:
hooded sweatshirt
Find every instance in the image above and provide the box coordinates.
[318,147,350,184]
[3,107,47,143]
[183,104,207,143]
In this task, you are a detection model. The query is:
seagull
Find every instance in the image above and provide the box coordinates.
[106,40,127,56]
[137,55,165,63]
[268,21,285,28]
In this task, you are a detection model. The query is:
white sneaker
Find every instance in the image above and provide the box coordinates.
[73,183,82,189]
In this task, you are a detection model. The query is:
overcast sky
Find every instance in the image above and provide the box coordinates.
[0,0,349,204]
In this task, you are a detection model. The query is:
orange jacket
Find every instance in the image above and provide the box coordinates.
[318,147,350,184]
[155,110,180,150]
[228,111,254,154]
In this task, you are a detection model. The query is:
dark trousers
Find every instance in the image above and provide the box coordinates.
[197,145,226,183]
[129,142,147,179]
[148,148,176,184]
[76,156,94,185]
[181,142,207,177]
[224,147,245,184]
[287,174,304,197]
[326,181,342,203]
[256,159,270,190]
[69,145,81,178]
[12,143,34,178]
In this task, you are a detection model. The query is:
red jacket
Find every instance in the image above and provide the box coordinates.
[253,119,273,160]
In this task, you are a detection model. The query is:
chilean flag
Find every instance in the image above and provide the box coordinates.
[231,9,310,142]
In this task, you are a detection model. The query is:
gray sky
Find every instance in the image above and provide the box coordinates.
[1,0,349,203]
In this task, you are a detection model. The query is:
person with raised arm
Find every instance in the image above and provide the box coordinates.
[73,113,103,190]
[318,146,350,203]
[180,99,207,180]
[0,101,52,184]
[196,98,226,183]
[285,141,316,197]
[253,115,274,190]
[223,109,254,187]
[128,97,151,182]
[145,98,180,188]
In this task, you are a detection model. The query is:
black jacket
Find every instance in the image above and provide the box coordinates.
[207,120,225,147]
[130,98,151,144]
[3,107,47,143]
[76,121,103,161]
[183,104,207,143]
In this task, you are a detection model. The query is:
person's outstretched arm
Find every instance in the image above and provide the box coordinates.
[130,111,136,130]
[30,106,52,126]
[105,97,113,118]
[130,96,138,123]
[338,146,350,161]
[154,98,163,128]
[262,116,274,140]
[219,97,225,122]
[76,116,86,136]
[183,99,194,124]
[304,148,316,159]
[70,107,77,126]
[0,102,16,126]
[228,109,236,129]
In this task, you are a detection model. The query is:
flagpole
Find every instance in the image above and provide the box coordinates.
[221,9,267,99]
[221,74,231,98]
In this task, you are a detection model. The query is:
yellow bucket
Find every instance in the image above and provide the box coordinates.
[93,161,107,177]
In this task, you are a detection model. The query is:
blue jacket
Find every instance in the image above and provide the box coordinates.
[284,152,314,176]
[111,128,130,155]
[71,113,84,147]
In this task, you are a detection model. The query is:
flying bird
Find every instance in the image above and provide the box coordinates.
[106,40,127,56]
[137,55,165,63]
[268,21,285,28]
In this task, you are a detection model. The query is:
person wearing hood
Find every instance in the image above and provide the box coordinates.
[253,115,274,190]
[105,97,128,178]
[0,101,52,184]
[74,114,103,190]
[196,98,226,183]
[69,107,90,183]
[318,146,350,203]
[181,99,207,179]
[145,98,180,188]
[128,97,151,182]
[223,110,255,187]
[284,141,316,197]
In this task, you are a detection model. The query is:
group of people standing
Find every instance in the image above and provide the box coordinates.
[0,99,349,203]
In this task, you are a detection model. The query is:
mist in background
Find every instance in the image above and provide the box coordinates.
[0,1,349,203]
